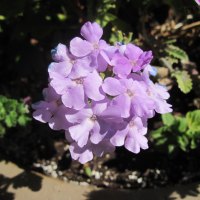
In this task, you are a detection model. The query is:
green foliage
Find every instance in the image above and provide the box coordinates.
[83,165,92,177]
[151,110,200,153]
[161,43,193,94]
[172,70,193,94]
[165,44,189,63]
[109,28,133,44]
[0,95,30,138]
[87,0,117,27]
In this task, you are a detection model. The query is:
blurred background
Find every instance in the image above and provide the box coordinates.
[0,0,200,193]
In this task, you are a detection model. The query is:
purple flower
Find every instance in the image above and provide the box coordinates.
[111,44,153,77]
[49,44,93,81]
[65,99,119,148]
[33,21,173,164]
[32,86,70,130]
[51,43,68,62]
[110,117,148,153]
[102,77,155,118]
[70,22,110,71]
[50,69,104,110]
[69,140,115,164]
[140,67,173,114]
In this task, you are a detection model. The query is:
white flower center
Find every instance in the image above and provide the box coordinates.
[56,99,62,106]
[70,59,76,64]
[130,60,137,66]
[74,78,84,85]
[93,43,99,49]
[129,120,135,127]
[126,89,134,97]
[90,114,97,122]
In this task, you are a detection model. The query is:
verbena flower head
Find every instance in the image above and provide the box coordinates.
[33,21,172,164]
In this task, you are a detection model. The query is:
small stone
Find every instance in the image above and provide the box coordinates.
[58,171,63,176]
[156,169,161,175]
[51,171,58,178]
[52,164,58,170]
[94,172,101,180]
[33,163,41,168]
[63,177,68,182]
[79,182,89,186]
[137,177,143,184]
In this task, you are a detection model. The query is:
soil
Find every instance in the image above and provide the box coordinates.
[1,121,200,190]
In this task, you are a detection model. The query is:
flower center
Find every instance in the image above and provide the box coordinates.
[70,59,76,64]
[93,43,99,50]
[130,60,137,66]
[74,78,84,85]
[126,89,134,97]
[90,114,97,121]
[129,120,135,127]
[56,99,62,106]
[147,89,152,96]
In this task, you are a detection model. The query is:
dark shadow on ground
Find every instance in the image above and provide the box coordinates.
[0,171,43,200]
[86,182,200,200]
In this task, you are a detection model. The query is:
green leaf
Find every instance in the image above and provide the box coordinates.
[161,113,175,126]
[176,117,187,133]
[177,135,189,151]
[150,127,167,140]
[186,110,200,133]
[0,15,6,21]
[172,70,193,94]
[84,166,92,177]
[166,44,189,63]
[18,115,30,126]
[168,144,175,154]
[57,13,67,21]
[96,13,117,27]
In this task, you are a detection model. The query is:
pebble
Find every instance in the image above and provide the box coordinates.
[63,177,68,182]
[52,164,58,170]
[79,182,89,186]
[128,172,138,180]
[69,180,79,185]
[58,171,63,176]
[94,172,101,180]
[33,163,41,168]
[137,177,143,184]
[103,181,109,186]
[156,169,161,175]
[64,145,69,151]
[51,171,58,178]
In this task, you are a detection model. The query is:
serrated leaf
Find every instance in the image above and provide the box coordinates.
[172,70,192,94]
[166,44,189,63]
[186,110,200,133]
[162,113,175,126]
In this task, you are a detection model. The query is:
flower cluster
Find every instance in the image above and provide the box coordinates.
[33,22,172,164]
